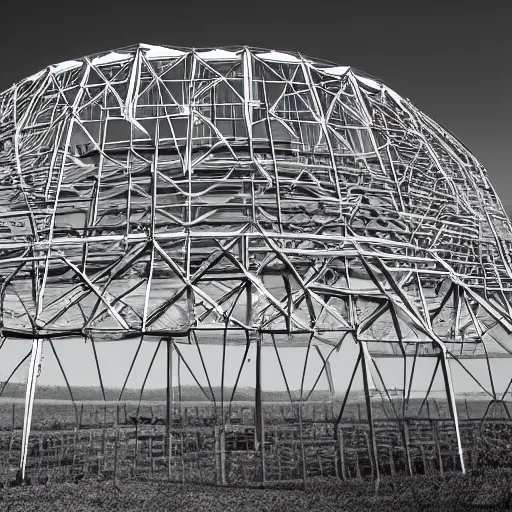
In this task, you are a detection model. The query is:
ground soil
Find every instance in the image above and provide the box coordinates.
[2,470,512,511]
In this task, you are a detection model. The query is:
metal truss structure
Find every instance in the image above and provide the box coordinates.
[1,44,512,481]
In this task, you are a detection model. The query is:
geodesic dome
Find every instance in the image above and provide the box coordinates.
[1,44,512,480]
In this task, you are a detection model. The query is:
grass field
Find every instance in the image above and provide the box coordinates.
[1,390,512,510]
[1,382,511,504]
[3,469,512,511]
[0,391,503,433]
[0,383,503,433]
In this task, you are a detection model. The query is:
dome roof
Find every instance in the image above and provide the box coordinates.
[0,44,511,354]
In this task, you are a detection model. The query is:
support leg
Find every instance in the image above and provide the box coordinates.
[20,338,43,481]
[166,339,173,457]
[254,334,265,481]
[440,350,465,474]
[359,340,380,486]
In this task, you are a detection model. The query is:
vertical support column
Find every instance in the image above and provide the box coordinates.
[214,426,220,485]
[440,349,465,474]
[177,349,182,420]
[219,426,226,485]
[298,399,307,485]
[338,426,347,480]
[166,338,173,457]
[359,340,380,485]
[254,333,265,481]
[402,419,413,476]
[20,338,43,480]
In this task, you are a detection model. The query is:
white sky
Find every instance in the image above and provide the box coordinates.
[1,336,510,399]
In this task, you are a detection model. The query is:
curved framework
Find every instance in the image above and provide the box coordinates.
[0,44,511,480]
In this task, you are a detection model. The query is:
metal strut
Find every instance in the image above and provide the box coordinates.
[440,350,466,474]
[254,333,265,481]
[20,338,43,480]
[166,338,173,457]
[359,340,381,485]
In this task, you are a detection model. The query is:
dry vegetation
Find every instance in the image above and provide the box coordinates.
[1,393,511,510]
[3,470,512,512]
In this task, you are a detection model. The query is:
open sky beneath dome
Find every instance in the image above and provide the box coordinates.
[0,0,510,397]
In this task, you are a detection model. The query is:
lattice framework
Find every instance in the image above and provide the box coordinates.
[1,44,512,480]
